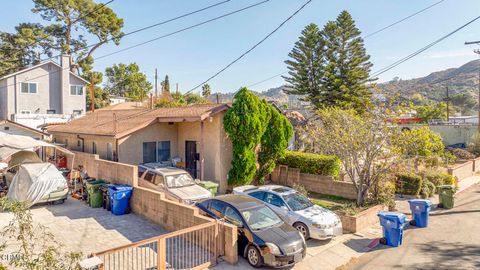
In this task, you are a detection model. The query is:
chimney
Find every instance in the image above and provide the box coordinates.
[60,55,71,114]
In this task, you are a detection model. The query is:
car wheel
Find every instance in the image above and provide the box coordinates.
[246,245,263,268]
[294,222,310,239]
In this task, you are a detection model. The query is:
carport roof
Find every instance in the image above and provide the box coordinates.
[46,103,230,138]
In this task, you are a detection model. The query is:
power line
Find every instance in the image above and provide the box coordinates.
[370,15,480,79]
[0,0,270,91]
[363,0,445,39]
[95,0,270,60]
[186,0,312,94]
[247,71,287,88]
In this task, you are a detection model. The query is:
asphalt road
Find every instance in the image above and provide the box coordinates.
[349,183,480,270]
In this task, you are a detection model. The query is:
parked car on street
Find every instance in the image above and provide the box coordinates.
[138,163,211,205]
[195,195,306,268]
[233,185,343,240]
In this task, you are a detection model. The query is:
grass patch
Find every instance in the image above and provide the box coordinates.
[309,192,371,216]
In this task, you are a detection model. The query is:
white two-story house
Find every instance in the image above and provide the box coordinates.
[0,55,88,130]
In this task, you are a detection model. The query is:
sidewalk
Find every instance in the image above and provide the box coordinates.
[394,175,480,215]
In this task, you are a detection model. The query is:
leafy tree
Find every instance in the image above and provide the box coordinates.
[283,23,323,107]
[284,11,373,113]
[393,126,444,170]
[257,102,293,183]
[224,88,269,185]
[450,93,476,115]
[32,0,124,73]
[104,63,152,101]
[415,102,447,122]
[307,108,398,206]
[0,198,81,269]
[202,84,211,97]
[0,23,57,77]
[185,93,210,105]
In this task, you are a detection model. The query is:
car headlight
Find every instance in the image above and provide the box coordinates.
[265,243,282,255]
[313,223,328,229]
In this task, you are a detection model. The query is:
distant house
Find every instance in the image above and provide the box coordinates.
[0,119,48,140]
[0,55,89,130]
[109,95,132,105]
[47,104,232,193]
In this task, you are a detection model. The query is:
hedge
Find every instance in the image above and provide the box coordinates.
[278,151,340,177]
[395,173,422,195]
[421,170,456,188]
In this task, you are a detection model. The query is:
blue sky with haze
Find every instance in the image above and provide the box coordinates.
[1,0,479,94]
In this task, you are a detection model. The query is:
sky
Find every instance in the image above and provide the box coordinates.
[1,0,480,94]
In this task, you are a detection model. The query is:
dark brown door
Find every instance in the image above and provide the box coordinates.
[185,141,197,178]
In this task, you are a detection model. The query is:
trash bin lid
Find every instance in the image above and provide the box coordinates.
[378,211,406,223]
[439,185,455,190]
[198,181,219,188]
[408,199,432,206]
[108,184,133,192]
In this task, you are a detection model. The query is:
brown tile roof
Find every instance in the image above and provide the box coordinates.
[47,104,230,138]
[97,102,148,111]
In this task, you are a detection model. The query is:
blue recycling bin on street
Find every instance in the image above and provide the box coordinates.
[108,184,133,215]
[378,212,407,247]
[408,199,432,228]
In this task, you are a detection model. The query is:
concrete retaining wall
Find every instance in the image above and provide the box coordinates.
[270,166,357,200]
[339,205,387,233]
[448,160,474,181]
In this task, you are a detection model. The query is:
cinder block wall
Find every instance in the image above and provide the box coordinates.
[271,166,357,200]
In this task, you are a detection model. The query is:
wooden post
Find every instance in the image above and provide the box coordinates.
[200,121,205,180]
[157,238,166,270]
[91,75,95,112]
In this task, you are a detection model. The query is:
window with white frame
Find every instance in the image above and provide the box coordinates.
[70,85,84,95]
[21,82,37,94]
[142,141,171,163]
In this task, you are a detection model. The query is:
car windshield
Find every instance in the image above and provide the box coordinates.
[165,173,195,188]
[283,192,313,211]
[241,206,283,230]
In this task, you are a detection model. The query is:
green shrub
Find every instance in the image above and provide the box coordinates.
[279,151,340,177]
[449,148,475,160]
[420,180,436,198]
[395,173,422,195]
[421,169,455,189]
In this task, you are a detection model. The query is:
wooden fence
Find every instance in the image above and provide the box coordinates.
[93,221,222,270]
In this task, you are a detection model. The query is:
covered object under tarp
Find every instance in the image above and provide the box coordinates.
[7,163,67,206]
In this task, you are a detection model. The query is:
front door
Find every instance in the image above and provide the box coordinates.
[185,141,197,178]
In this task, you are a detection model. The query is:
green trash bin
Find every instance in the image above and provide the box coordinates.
[198,181,219,196]
[438,185,455,209]
[86,180,108,208]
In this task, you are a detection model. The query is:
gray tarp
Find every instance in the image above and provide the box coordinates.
[7,163,66,206]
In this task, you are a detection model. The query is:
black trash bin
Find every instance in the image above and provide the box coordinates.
[99,184,113,211]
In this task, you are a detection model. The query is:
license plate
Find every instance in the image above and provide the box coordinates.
[294,253,302,262]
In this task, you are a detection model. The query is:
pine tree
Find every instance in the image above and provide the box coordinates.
[321,11,373,113]
[162,75,170,94]
[202,84,211,97]
[283,23,324,108]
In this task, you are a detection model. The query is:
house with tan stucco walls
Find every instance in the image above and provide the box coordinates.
[46,104,233,193]
[0,55,89,130]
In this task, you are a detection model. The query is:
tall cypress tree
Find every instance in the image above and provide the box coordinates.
[283,23,324,108]
[322,11,373,113]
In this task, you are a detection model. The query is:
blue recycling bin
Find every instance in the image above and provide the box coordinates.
[378,212,407,247]
[108,184,133,215]
[408,199,432,228]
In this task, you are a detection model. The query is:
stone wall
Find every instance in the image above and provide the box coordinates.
[270,166,357,200]
[68,151,137,186]
[339,205,387,233]
[448,160,474,181]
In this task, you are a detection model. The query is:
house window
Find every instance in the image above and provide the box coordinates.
[92,142,97,154]
[143,142,157,163]
[70,85,84,96]
[21,82,37,94]
[65,139,68,147]
[106,143,113,161]
[77,140,81,147]
[20,110,31,114]
[157,141,171,162]
[46,109,56,114]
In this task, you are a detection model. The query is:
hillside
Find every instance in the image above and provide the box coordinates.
[378,59,480,104]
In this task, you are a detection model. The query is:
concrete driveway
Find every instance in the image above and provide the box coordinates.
[349,183,480,270]
[0,197,167,261]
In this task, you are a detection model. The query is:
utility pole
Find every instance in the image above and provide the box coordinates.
[90,74,95,112]
[446,86,449,121]
[465,41,480,131]
[155,68,158,98]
